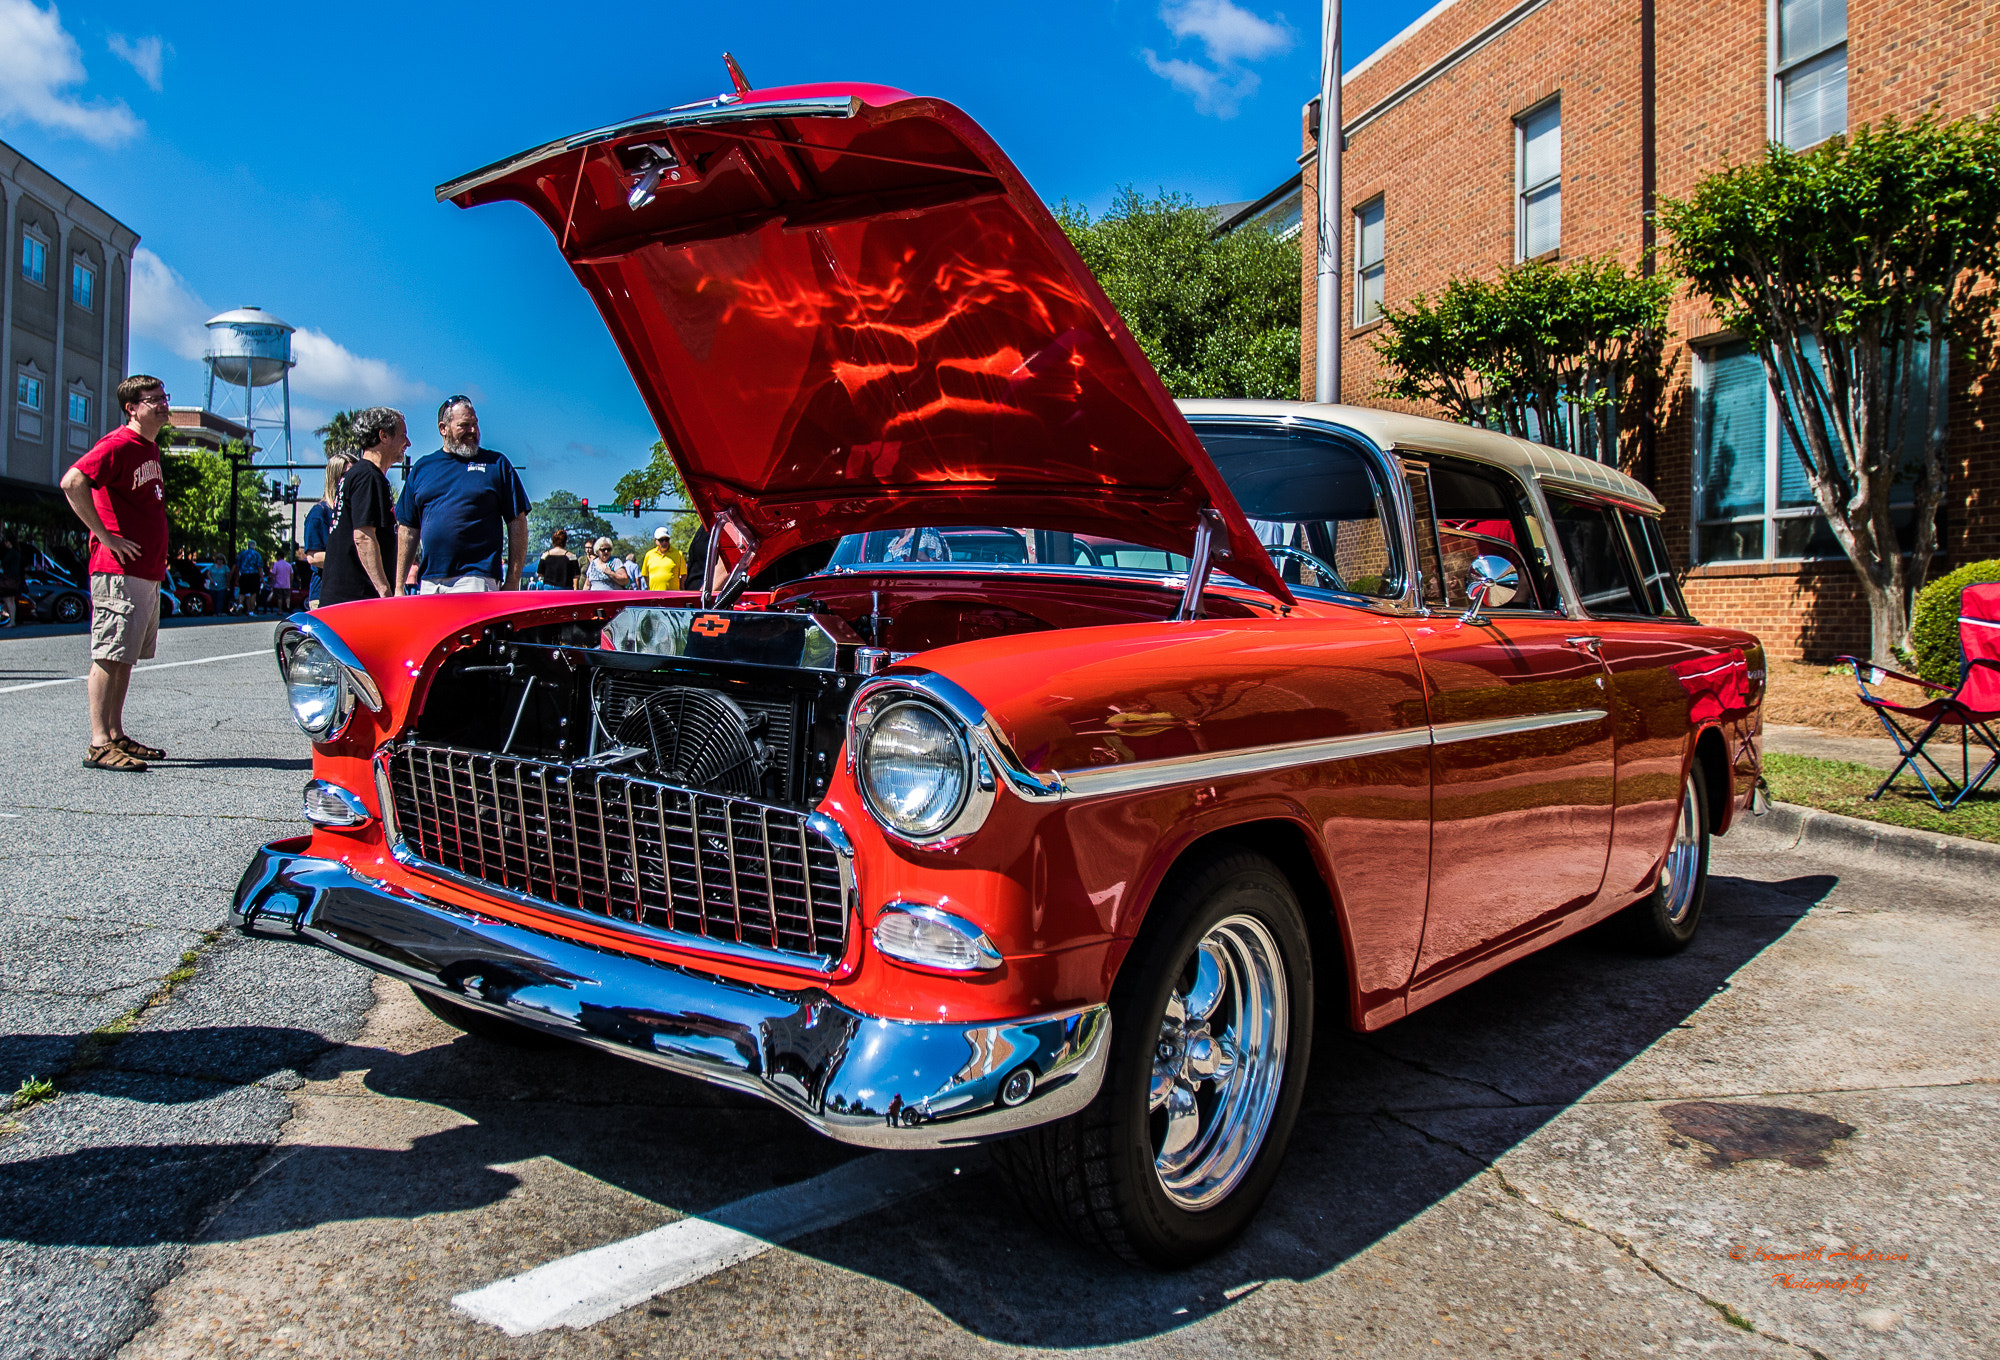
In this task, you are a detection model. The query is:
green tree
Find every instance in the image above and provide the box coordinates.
[1056,187,1301,399]
[314,409,361,457]
[528,490,615,555]
[1660,111,2000,662]
[613,440,700,550]
[1370,256,1672,464]
[162,441,284,561]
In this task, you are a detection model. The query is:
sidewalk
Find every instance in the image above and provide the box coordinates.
[1763,722,1900,771]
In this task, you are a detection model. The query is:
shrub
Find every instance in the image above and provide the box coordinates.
[1908,560,2000,687]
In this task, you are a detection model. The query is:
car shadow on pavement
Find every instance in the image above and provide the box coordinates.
[0,872,1831,1346]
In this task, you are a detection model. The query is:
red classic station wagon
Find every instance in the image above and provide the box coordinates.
[235,79,1767,1265]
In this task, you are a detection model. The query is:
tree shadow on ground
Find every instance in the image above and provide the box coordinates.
[0,873,1831,1346]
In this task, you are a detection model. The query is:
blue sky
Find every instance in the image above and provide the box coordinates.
[3,0,1430,516]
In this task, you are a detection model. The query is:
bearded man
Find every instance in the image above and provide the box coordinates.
[393,395,529,592]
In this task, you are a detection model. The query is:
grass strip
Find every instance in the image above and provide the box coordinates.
[1765,752,2000,845]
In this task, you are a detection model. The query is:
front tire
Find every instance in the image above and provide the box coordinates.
[410,984,568,1048]
[53,593,87,625]
[995,848,1313,1266]
[1621,766,1710,954]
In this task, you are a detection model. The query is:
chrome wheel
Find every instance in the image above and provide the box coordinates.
[1659,775,1702,925]
[1149,914,1288,1210]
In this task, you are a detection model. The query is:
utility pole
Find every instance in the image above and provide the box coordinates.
[1314,0,1343,404]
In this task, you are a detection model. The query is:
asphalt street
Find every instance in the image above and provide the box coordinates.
[0,616,1994,1359]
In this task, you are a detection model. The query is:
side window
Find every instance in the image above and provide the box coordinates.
[1547,494,1648,617]
[1425,458,1561,611]
[1621,510,1691,619]
[1401,463,1448,610]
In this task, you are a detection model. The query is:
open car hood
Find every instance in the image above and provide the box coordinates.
[439,81,1289,601]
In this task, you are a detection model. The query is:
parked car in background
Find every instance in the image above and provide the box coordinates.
[23,566,90,625]
[168,561,217,617]
[233,82,1769,1267]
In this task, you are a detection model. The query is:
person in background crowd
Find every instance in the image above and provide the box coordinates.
[394,396,529,593]
[640,526,686,591]
[319,408,410,607]
[268,553,293,610]
[0,528,22,628]
[624,551,643,589]
[60,374,172,772]
[233,542,263,614]
[537,528,580,589]
[300,453,349,608]
[584,537,629,590]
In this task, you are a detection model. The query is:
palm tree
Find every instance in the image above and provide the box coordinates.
[314,409,361,456]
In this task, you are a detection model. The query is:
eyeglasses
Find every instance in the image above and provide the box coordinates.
[139,391,170,406]
[437,394,474,422]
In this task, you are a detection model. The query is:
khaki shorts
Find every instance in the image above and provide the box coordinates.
[419,574,500,594]
[91,573,161,663]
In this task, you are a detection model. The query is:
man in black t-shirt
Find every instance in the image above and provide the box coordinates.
[319,408,410,607]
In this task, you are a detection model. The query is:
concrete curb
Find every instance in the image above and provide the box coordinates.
[1732,800,2000,879]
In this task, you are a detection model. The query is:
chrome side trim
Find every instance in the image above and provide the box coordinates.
[231,843,1110,1149]
[1429,709,1609,746]
[275,613,384,712]
[436,96,863,203]
[1059,727,1432,800]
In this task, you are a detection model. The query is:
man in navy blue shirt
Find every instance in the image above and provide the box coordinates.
[394,396,530,592]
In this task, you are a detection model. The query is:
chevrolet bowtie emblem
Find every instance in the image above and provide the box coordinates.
[692,614,731,636]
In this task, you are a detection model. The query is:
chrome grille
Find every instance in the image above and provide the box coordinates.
[384,743,849,967]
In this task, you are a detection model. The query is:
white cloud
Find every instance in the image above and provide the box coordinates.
[0,0,141,145]
[107,33,164,92]
[1143,51,1263,119]
[1161,0,1292,64]
[133,246,433,409]
[291,327,434,407]
[1144,0,1292,120]
[130,247,210,360]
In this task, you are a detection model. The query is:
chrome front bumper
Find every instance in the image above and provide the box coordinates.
[231,840,1109,1149]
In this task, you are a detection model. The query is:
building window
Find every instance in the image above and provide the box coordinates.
[1516,100,1561,260]
[72,259,95,309]
[16,368,44,441]
[21,232,47,287]
[1353,198,1385,327]
[67,387,93,451]
[1775,0,1846,149]
[1695,337,1933,562]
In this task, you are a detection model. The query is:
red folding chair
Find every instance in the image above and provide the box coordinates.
[1837,582,2000,810]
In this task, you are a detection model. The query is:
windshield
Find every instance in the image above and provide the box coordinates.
[819,424,1403,602]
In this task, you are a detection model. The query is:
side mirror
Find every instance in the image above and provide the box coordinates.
[1460,555,1520,624]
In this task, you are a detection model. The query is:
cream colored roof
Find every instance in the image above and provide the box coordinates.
[1177,399,1664,514]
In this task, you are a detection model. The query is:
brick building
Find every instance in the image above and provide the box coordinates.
[1299,0,1999,660]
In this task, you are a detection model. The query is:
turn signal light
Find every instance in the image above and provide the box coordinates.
[872,903,1002,973]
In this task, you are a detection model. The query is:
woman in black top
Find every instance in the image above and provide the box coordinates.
[537,528,580,590]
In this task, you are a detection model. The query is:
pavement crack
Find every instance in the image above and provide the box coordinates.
[1352,1039,1527,1106]
[0,804,297,823]
[1378,1109,1834,1360]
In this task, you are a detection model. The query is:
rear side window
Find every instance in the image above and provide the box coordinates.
[1546,494,1648,617]
[1621,510,1691,619]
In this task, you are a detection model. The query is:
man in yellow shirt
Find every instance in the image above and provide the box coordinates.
[640,525,687,591]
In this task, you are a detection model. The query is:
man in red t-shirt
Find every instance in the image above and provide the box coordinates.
[60,374,173,772]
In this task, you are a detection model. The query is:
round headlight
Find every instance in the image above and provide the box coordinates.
[860,700,970,838]
[282,636,350,738]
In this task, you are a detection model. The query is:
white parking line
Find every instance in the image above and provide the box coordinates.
[452,1151,964,1336]
[0,649,269,695]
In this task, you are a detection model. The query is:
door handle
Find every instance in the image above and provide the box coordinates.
[1565,635,1603,653]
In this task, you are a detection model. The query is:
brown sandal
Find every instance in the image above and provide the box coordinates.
[113,736,166,761]
[85,742,149,772]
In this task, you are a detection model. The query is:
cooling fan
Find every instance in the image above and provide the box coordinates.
[610,685,772,797]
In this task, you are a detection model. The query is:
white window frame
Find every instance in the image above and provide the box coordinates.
[1514,98,1561,261]
[67,382,94,451]
[1353,196,1385,328]
[1770,0,1847,150]
[71,257,96,310]
[20,229,48,288]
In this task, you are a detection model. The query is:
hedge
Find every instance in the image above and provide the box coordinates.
[1909,560,2000,687]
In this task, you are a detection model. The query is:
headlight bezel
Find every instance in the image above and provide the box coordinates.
[849,678,998,847]
[274,616,382,743]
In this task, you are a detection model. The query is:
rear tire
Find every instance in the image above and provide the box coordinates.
[1621,765,1710,954]
[410,984,568,1048]
[53,593,87,625]
[994,848,1313,1266]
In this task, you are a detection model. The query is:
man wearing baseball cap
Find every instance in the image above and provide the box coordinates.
[638,525,687,591]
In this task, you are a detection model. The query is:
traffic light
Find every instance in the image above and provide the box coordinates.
[579,498,589,515]
[631,497,642,518]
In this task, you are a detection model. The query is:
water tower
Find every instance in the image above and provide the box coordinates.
[203,307,295,467]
